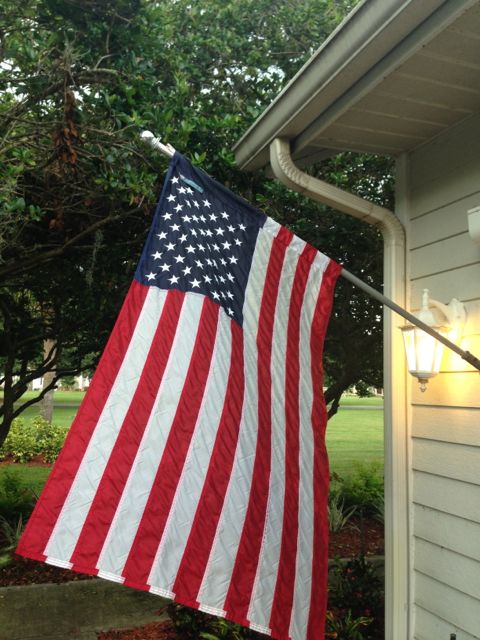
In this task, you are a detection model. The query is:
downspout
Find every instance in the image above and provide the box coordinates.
[270,138,409,640]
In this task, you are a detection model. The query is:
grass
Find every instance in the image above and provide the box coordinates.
[336,395,383,407]
[326,403,384,478]
[0,390,86,405]
[0,464,51,496]
[0,390,85,428]
[12,405,80,429]
[0,392,384,493]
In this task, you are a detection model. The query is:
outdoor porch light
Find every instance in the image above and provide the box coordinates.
[401,289,466,392]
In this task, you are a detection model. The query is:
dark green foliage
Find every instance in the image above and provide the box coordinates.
[328,556,384,639]
[326,609,374,640]
[0,417,67,463]
[355,381,374,398]
[0,0,391,444]
[0,514,24,568]
[328,483,357,532]
[339,464,384,517]
[0,469,37,523]
[165,554,384,640]
[59,376,76,389]
[165,602,266,640]
[0,468,35,566]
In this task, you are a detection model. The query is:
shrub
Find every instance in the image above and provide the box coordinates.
[372,494,384,524]
[165,603,213,640]
[0,514,25,568]
[354,381,374,398]
[0,469,37,522]
[328,490,357,533]
[326,609,373,640]
[165,603,266,640]
[0,416,67,463]
[32,417,68,463]
[165,553,385,640]
[329,556,384,639]
[0,419,36,463]
[340,463,384,516]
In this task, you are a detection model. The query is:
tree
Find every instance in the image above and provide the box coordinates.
[0,0,392,445]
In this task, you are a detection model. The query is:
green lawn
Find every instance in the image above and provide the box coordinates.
[326,403,384,477]
[0,390,85,428]
[0,464,51,496]
[12,405,80,428]
[0,390,86,405]
[0,392,82,492]
[1,391,384,494]
[335,395,383,407]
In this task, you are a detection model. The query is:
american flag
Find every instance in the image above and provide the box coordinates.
[17,153,341,640]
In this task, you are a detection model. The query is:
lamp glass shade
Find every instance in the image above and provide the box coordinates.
[401,325,446,380]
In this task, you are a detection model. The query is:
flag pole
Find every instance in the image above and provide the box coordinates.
[140,131,480,372]
[141,131,176,158]
[340,268,480,371]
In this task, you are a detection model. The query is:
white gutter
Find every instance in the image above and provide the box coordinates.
[236,0,479,171]
[270,138,409,640]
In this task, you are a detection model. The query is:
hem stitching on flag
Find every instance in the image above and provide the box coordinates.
[45,556,73,569]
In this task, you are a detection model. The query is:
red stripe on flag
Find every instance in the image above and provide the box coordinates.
[223,226,292,623]
[172,320,244,607]
[269,244,317,638]
[306,260,342,640]
[68,290,185,570]
[122,296,220,587]
[16,280,149,561]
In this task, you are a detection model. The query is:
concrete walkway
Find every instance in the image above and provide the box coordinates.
[0,578,168,640]
[0,558,384,639]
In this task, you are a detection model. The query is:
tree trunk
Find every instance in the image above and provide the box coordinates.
[0,338,16,448]
[39,339,56,423]
[0,413,13,449]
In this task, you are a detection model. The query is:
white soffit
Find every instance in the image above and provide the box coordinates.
[235,0,480,170]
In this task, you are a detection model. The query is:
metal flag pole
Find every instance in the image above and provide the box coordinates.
[140,130,480,372]
[341,269,480,370]
[141,131,176,158]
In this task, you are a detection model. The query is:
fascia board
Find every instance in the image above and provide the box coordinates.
[233,0,449,171]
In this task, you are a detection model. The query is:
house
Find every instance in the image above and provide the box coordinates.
[234,1,480,638]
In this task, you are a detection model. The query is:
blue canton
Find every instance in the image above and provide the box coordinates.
[135,153,267,326]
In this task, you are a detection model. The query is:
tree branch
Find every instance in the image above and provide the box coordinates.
[0,202,145,281]
[1,68,121,134]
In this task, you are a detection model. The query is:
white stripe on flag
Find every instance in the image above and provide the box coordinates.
[96,293,204,577]
[313,252,330,274]
[146,310,232,590]
[44,288,168,562]
[246,237,303,629]
[197,226,275,609]
[289,263,325,640]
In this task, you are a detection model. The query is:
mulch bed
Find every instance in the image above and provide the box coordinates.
[97,619,267,640]
[0,454,52,467]
[97,621,177,640]
[1,459,384,640]
[329,516,384,558]
[0,558,94,587]
[1,517,383,588]
[0,519,383,640]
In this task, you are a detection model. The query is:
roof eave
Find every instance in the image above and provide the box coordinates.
[233,0,452,171]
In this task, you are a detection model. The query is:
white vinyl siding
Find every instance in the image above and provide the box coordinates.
[404,112,480,640]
